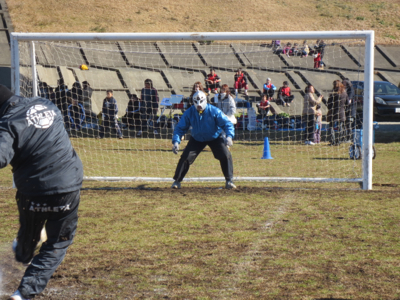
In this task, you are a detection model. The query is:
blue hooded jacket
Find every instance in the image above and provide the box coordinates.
[172,104,235,144]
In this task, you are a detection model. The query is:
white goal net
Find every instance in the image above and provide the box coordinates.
[10,32,375,189]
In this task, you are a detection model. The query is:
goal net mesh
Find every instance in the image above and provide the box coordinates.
[16,38,367,182]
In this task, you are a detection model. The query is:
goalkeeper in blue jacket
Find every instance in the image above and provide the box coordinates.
[171,90,236,189]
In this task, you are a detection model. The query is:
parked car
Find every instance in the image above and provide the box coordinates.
[351,80,400,118]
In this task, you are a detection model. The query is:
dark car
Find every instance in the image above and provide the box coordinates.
[352,80,400,118]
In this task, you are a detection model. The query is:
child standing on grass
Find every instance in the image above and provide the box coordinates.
[98,90,123,139]
[314,104,322,144]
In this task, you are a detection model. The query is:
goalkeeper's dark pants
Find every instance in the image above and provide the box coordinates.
[173,136,233,182]
[15,190,80,299]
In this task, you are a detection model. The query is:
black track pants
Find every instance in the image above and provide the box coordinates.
[15,190,80,299]
[173,136,233,182]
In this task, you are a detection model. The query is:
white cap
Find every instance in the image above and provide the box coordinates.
[267,78,271,81]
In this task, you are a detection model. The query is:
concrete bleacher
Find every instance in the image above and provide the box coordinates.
[158,42,205,68]
[231,43,287,69]
[81,41,127,68]
[119,68,169,91]
[194,43,243,69]
[336,70,383,82]
[119,42,166,68]
[298,70,342,93]
[323,45,362,70]
[279,53,315,69]
[377,71,400,85]
[36,42,85,67]
[36,66,59,87]
[162,68,206,93]
[343,45,400,71]
[74,68,125,90]
[375,45,400,69]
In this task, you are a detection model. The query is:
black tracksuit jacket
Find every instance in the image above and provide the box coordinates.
[0,95,83,196]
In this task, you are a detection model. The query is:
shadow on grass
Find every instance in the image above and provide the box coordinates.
[314,298,352,300]
[313,157,353,160]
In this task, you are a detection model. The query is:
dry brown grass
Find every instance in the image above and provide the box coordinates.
[5,0,400,44]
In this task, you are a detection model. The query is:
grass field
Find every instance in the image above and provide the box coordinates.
[70,133,369,180]
[0,137,399,299]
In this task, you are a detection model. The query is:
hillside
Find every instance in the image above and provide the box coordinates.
[5,0,400,44]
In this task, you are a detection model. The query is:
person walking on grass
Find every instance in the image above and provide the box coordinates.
[0,84,83,300]
[171,90,236,190]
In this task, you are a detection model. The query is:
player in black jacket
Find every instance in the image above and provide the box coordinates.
[0,85,83,300]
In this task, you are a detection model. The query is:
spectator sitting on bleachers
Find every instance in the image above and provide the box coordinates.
[66,95,85,130]
[277,81,295,107]
[263,78,277,101]
[234,68,248,97]
[256,94,276,117]
[301,40,310,58]
[283,42,292,57]
[205,68,221,94]
[81,81,97,122]
[292,43,299,56]
[141,78,160,135]
[271,40,281,53]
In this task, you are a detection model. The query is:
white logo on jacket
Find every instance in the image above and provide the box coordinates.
[26,105,56,129]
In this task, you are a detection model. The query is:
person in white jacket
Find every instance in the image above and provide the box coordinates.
[214,84,237,125]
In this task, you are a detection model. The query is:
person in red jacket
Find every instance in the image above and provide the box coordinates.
[256,94,276,117]
[234,68,248,96]
[277,81,295,107]
[205,69,221,94]
[314,50,322,69]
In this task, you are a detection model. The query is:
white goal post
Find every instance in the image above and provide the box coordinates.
[10,31,375,190]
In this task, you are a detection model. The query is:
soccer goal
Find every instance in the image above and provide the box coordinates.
[10,31,375,190]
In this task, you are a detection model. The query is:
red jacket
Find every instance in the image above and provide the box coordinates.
[207,73,220,82]
[259,100,270,109]
[234,73,247,84]
[280,86,291,97]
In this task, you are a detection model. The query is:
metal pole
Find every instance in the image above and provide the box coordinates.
[362,31,375,190]
[11,31,374,42]
[30,41,38,97]
[10,35,20,95]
